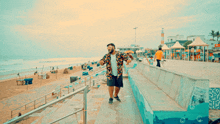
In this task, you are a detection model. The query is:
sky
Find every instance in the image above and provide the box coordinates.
[0,0,219,58]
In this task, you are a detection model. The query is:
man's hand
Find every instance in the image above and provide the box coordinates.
[126,60,131,65]
[99,60,104,65]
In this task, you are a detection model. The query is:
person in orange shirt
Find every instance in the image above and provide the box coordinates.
[154,48,164,67]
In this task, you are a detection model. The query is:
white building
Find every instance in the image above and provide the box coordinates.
[167,35,185,42]
[203,39,219,50]
[187,35,205,42]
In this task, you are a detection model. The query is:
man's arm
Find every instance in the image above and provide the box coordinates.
[99,54,107,65]
[128,54,134,60]
[146,57,150,65]
[122,53,131,64]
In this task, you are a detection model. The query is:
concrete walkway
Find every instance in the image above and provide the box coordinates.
[95,78,143,124]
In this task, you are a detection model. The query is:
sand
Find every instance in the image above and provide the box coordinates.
[0,64,103,123]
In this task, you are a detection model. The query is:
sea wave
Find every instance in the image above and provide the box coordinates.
[0,59,24,66]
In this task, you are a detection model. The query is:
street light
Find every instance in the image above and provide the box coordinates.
[133,27,138,44]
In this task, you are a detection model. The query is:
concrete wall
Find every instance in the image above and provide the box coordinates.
[209,88,220,109]
[125,62,210,124]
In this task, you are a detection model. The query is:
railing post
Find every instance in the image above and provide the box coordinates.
[90,77,91,87]
[34,100,36,109]
[25,104,26,110]
[83,85,88,124]
[60,87,61,98]
[85,77,87,86]
[45,95,47,104]
[11,111,13,118]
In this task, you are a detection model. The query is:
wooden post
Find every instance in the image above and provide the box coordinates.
[56,70,57,79]
[25,104,26,110]
[11,111,13,118]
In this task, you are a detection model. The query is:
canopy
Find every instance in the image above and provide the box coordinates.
[162,44,170,50]
[124,50,134,54]
[170,41,185,49]
[188,37,209,46]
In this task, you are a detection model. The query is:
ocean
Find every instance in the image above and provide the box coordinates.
[0,55,102,81]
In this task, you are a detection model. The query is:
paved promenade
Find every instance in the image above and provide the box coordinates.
[155,59,220,87]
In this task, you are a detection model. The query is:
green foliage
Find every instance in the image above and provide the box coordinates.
[210,30,215,40]
[150,50,155,55]
[183,41,192,49]
[158,44,162,49]
[216,31,219,41]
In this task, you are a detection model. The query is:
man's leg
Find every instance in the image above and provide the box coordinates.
[114,86,120,97]
[108,86,114,98]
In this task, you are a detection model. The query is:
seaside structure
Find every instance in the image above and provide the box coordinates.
[164,35,187,56]
[117,44,144,58]
[187,35,218,50]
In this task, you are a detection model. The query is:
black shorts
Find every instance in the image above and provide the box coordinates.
[107,75,123,87]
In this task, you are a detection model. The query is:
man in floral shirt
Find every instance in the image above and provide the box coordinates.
[99,43,131,104]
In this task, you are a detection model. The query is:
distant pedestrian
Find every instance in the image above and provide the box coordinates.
[146,56,154,65]
[99,43,131,104]
[211,54,215,62]
[154,48,164,67]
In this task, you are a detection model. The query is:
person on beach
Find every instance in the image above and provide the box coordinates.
[99,43,131,104]
[146,56,154,65]
[154,48,164,67]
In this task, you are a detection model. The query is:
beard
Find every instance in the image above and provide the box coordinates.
[109,49,114,54]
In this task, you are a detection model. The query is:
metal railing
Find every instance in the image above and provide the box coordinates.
[9,67,105,120]
[4,85,88,124]
[4,68,105,124]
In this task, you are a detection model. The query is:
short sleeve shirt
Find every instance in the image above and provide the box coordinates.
[155,50,163,60]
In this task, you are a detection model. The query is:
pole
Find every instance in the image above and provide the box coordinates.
[83,85,88,124]
[207,47,209,62]
[133,27,138,44]
[203,46,205,62]
[188,46,189,61]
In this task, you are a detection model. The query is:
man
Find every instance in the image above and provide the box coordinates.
[154,48,164,67]
[99,43,131,104]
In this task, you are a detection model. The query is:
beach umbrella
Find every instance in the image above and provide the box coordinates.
[124,50,134,54]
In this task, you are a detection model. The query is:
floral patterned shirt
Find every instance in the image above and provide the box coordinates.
[100,51,129,80]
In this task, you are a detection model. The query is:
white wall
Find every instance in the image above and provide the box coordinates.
[167,35,185,42]
[203,40,219,50]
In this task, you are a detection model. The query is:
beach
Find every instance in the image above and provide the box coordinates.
[0,63,102,123]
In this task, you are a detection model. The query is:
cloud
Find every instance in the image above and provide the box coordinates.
[11,0,200,55]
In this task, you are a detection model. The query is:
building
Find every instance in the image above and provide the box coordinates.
[187,35,218,50]
[167,34,185,42]
[187,35,205,41]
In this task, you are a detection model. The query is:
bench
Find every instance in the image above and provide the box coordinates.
[126,62,209,124]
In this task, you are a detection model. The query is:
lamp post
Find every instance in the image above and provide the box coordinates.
[133,27,138,44]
